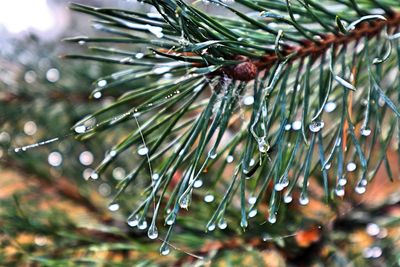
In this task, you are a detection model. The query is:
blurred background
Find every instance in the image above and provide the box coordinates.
[0,1,399,266]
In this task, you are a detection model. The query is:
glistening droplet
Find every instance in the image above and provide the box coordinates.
[366,223,380,236]
[309,120,325,133]
[93,91,102,99]
[97,80,107,87]
[346,162,357,172]
[248,209,257,218]
[138,219,148,230]
[258,138,270,154]
[108,203,119,211]
[207,223,216,231]
[127,215,139,227]
[160,242,170,256]
[74,125,86,134]
[299,194,309,205]
[204,194,214,203]
[48,151,63,167]
[355,185,366,194]
[324,101,337,113]
[248,196,257,205]
[226,155,234,163]
[165,212,176,226]
[179,193,191,209]
[292,120,302,130]
[283,195,292,203]
[218,218,227,229]
[193,180,203,188]
[268,213,277,224]
[360,127,371,137]
[147,224,158,239]
[335,188,345,197]
[138,146,149,156]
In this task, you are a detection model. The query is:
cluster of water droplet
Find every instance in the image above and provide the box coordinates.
[309,120,325,133]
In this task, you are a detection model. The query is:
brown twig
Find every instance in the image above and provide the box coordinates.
[223,12,400,81]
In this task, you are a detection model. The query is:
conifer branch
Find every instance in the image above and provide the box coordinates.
[62,0,400,255]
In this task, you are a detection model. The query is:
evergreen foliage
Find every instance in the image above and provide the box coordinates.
[2,0,400,265]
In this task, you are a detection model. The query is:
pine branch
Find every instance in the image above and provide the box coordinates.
[61,0,400,255]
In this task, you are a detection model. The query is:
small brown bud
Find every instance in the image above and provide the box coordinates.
[232,61,258,81]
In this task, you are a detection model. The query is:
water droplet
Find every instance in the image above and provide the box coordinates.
[179,193,191,209]
[377,228,388,239]
[165,212,176,225]
[371,246,382,258]
[93,91,102,99]
[366,223,380,236]
[207,223,216,231]
[346,162,357,172]
[90,171,99,180]
[208,150,217,159]
[24,70,37,83]
[249,159,255,167]
[150,173,159,181]
[284,124,292,131]
[97,80,107,87]
[335,188,345,197]
[248,196,257,205]
[363,246,382,258]
[258,138,270,154]
[248,209,258,218]
[136,53,144,59]
[48,151,63,167]
[240,219,248,228]
[226,155,234,163]
[24,121,37,136]
[324,163,332,170]
[127,215,139,227]
[360,127,371,137]
[268,213,277,224]
[108,203,119,211]
[243,95,254,106]
[78,40,86,45]
[355,184,366,194]
[204,194,214,203]
[82,168,92,180]
[148,224,158,239]
[46,68,60,83]
[378,96,385,107]
[292,120,302,130]
[338,177,347,186]
[138,219,148,230]
[112,167,125,180]
[283,194,292,203]
[138,146,149,156]
[160,242,170,256]
[98,183,111,196]
[0,132,11,144]
[79,151,94,166]
[274,183,285,192]
[324,101,337,113]
[309,120,325,133]
[299,194,309,205]
[74,125,86,134]
[217,218,227,230]
[193,180,203,188]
